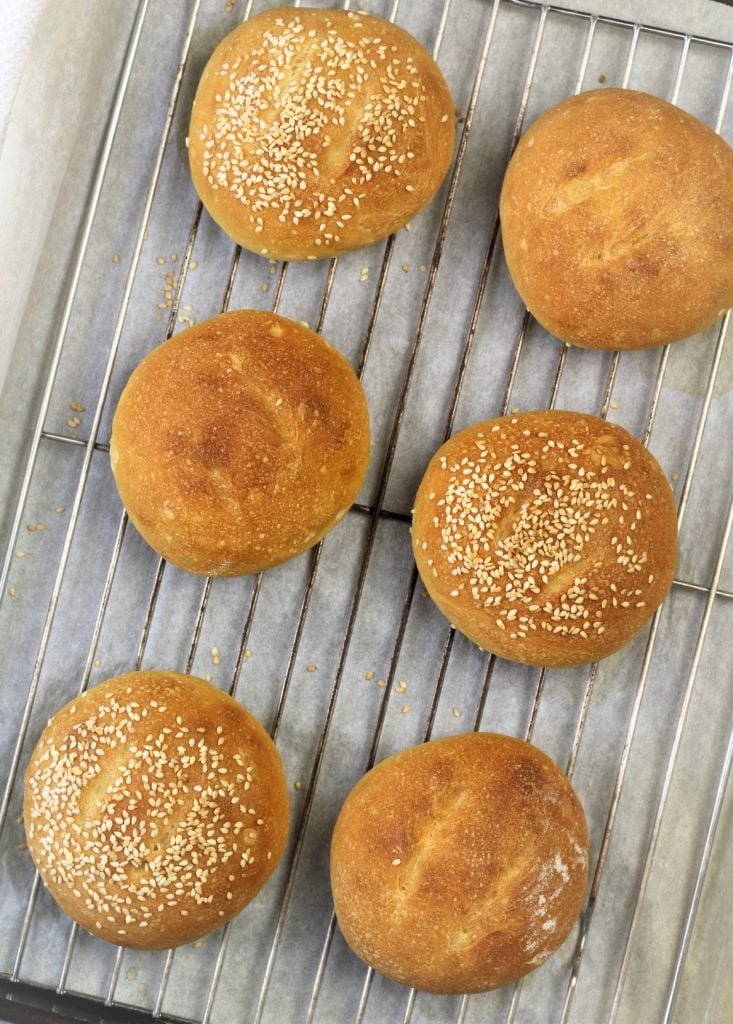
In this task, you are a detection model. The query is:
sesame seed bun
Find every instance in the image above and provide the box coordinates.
[188,7,455,260]
[331,732,588,993]
[110,310,370,576]
[23,671,289,949]
[499,89,733,349]
[412,411,677,667]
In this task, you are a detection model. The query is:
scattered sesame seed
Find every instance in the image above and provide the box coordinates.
[25,677,262,929]
[377,679,386,688]
[452,707,462,718]
[401,704,410,714]
[307,665,317,673]
[112,253,120,264]
[295,780,302,791]
[422,417,658,649]
[391,858,401,866]
[8,588,16,597]
[194,15,437,249]
[365,671,375,680]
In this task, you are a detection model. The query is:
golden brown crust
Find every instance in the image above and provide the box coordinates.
[499,89,733,349]
[188,7,455,261]
[412,411,677,667]
[23,671,289,949]
[331,732,588,994]
[109,310,370,576]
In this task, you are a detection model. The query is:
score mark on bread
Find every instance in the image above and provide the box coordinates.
[23,671,289,949]
[412,411,677,667]
[500,88,733,349]
[331,732,588,993]
[110,310,370,576]
[189,8,455,260]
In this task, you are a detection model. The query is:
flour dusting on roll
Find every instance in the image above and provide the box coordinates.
[331,732,588,993]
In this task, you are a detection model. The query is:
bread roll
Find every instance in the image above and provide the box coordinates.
[331,732,588,993]
[499,89,733,349]
[23,671,289,949]
[412,411,677,667]
[188,7,455,261]
[110,310,370,576]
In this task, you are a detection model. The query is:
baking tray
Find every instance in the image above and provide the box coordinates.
[1,1,732,1022]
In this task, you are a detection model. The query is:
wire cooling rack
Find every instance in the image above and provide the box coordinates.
[1,1,732,1022]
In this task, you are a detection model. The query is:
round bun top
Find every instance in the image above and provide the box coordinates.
[500,88,733,349]
[412,411,678,667]
[24,671,289,949]
[110,310,370,576]
[189,7,455,260]
[331,732,588,993]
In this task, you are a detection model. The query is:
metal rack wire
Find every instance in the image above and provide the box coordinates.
[1,1,732,1022]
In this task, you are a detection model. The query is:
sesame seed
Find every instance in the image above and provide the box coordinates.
[424,416,659,647]
[25,677,262,928]
[193,15,434,244]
